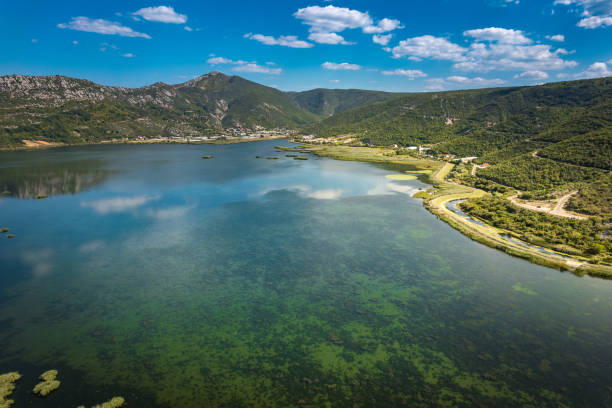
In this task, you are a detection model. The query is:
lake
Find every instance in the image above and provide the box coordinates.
[1,141,611,407]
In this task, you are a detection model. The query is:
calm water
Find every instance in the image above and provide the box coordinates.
[1,141,611,408]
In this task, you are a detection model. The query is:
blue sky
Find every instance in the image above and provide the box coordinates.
[1,0,611,91]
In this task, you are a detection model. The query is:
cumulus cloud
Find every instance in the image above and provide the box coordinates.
[464,27,532,44]
[446,76,505,85]
[322,62,361,70]
[245,33,313,48]
[388,28,577,73]
[57,17,151,38]
[132,6,187,23]
[546,34,565,41]
[577,62,612,78]
[294,5,402,44]
[233,63,282,74]
[308,32,351,44]
[554,0,612,28]
[372,34,392,45]
[514,70,549,80]
[122,53,134,58]
[207,56,234,64]
[21,249,54,278]
[577,15,612,28]
[388,35,467,61]
[381,69,427,79]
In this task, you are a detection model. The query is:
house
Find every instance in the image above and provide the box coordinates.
[407,146,418,150]
[302,135,315,141]
[460,156,478,164]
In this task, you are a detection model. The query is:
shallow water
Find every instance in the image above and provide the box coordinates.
[1,141,611,408]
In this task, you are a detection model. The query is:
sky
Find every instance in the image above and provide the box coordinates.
[1,0,611,92]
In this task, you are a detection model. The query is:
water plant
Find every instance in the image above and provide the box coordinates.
[266,157,279,160]
[0,228,8,233]
[286,154,298,158]
[33,369,60,397]
[293,157,308,160]
[201,156,213,159]
[36,194,48,199]
[1,191,10,195]
[78,396,125,408]
[6,234,15,239]
[0,372,21,408]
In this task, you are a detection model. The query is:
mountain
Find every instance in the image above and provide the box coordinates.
[288,88,404,117]
[304,77,612,158]
[0,72,403,148]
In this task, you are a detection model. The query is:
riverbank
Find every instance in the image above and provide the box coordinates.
[292,144,612,279]
[0,135,290,152]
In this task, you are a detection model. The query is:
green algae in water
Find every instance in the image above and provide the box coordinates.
[0,372,21,408]
[33,369,60,397]
[1,142,612,407]
[512,283,538,296]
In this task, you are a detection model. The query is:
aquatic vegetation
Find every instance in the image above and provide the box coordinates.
[33,369,60,397]
[512,283,538,296]
[285,154,298,157]
[78,396,125,408]
[201,155,213,159]
[0,228,7,233]
[266,156,279,160]
[293,157,308,160]
[0,372,21,408]
[385,174,417,180]
[255,155,262,158]
[1,191,10,195]
[35,194,48,199]
[6,234,14,239]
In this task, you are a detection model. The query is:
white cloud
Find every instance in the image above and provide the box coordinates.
[514,70,549,80]
[58,17,151,39]
[295,5,373,33]
[308,32,351,45]
[122,53,134,58]
[294,5,402,45]
[389,28,576,73]
[446,75,505,85]
[577,15,612,28]
[132,6,187,23]
[363,18,403,34]
[184,26,193,32]
[546,34,565,41]
[31,38,38,43]
[464,27,531,44]
[554,0,612,28]
[207,56,234,64]
[233,63,282,74]
[388,35,467,61]
[206,56,282,74]
[82,195,158,214]
[79,240,105,254]
[245,33,313,48]
[577,62,612,78]
[381,69,427,79]
[425,78,446,90]
[330,79,340,83]
[372,34,392,45]
[322,62,361,70]
[72,40,79,45]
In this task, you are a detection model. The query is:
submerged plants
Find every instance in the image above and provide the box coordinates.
[78,396,125,408]
[201,156,214,159]
[33,369,60,397]
[0,372,21,408]
[1,191,10,195]
[36,194,48,199]
[294,157,308,160]
[0,228,8,233]
[6,234,15,239]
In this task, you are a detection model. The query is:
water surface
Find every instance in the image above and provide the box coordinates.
[1,141,611,407]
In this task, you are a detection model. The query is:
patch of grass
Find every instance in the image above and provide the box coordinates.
[386,174,417,180]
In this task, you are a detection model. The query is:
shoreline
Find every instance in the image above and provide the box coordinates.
[292,143,612,279]
[0,135,290,152]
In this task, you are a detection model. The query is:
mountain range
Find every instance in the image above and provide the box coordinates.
[0,72,399,147]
